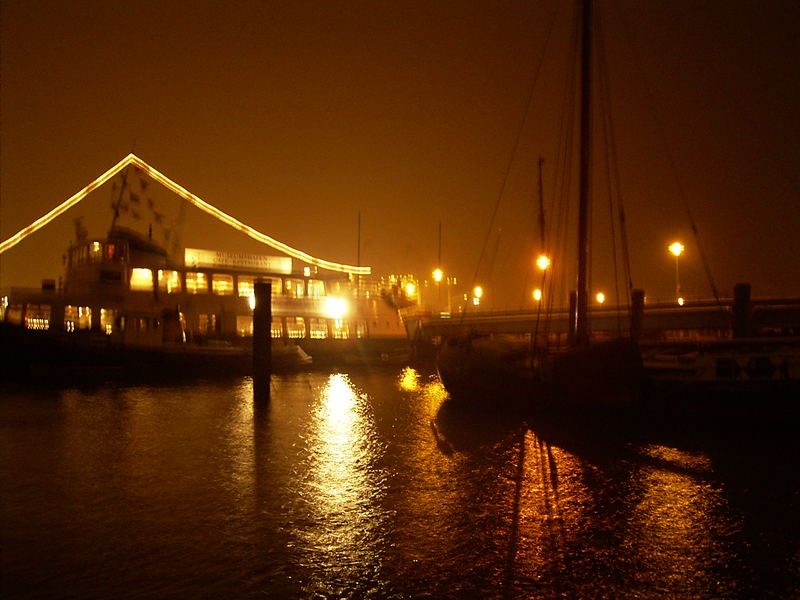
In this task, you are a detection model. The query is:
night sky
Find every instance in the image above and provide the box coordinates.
[2,0,799,308]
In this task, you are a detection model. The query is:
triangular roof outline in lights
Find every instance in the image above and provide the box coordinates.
[0,153,371,276]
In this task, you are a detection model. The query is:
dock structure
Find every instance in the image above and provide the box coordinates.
[408,288,800,349]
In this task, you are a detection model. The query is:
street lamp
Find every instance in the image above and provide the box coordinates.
[596,292,605,304]
[668,242,685,304]
[536,255,551,271]
[472,285,483,306]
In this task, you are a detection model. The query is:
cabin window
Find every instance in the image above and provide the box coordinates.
[331,319,349,339]
[238,276,281,297]
[286,317,306,339]
[285,278,305,298]
[185,272,208,294]
[212,274,234,295]
[238,276,254,298]
[64,305,92,332]
[89,241,103,262]
[308,279,325,298]
[25,304,51,330]
[236,315,253,337]
[309,318,327,339]
[130,268,154,291]
[355,320,368,339]
[271,318,283,339]
[100,308,115,335]
[199,314,218,335]
[158,270,182,294]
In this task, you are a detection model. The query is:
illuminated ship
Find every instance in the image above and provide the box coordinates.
[0,155,409,379]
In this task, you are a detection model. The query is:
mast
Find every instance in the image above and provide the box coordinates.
[575,0,592,346]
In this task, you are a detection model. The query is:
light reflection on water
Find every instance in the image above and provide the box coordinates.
[1,369,799,599]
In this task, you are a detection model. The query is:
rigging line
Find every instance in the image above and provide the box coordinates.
[547,0,580,328]
[618,4,722,306]
[596,5,625,333]
[462,0,561,318]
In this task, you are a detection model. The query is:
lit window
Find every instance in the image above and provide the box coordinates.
[238,276,254,298]
[199,314,218,334]
[158,270,182,293]
[64,305,92,331]
[285,278,305,298]
[271,318,283,338]
[331,319,349,339]
[309,318,328,339]
[130,268,154,291]
[286,317,306,339]
[100,308,115,335]
[186,272,208,294]
[90,241,103,262]
[212,274,234,295]
[308,279,326,298]
[236,315,253,336]
[25,304,51,330]
[355,320,367,338]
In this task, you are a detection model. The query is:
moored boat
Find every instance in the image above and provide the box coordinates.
[0,159,409,380]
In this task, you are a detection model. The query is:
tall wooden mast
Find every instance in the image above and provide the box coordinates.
[575,0,592,346]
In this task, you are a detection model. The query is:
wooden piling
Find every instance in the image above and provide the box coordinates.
[253,281,272,401]
[733,282,751,339]
[630,289,645,342]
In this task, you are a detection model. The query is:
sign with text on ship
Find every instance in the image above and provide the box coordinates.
[185,248,292,274]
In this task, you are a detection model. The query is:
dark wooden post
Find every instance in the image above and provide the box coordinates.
[733,283,751,339]
[568,290,577,344]
[253,281,272,401]
[630,289,645,342]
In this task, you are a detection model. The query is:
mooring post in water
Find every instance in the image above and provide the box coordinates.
[253,281,272,401]
[568,290,577,344]
[733,282,751,339]
[630,289,645,342]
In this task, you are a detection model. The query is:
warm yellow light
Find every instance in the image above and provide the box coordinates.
[596,292,605,304]
[669,242,685,257]
[323,296,349,319]
[249,293,256,310]
[678,297,685,306]
[129,268,153,291]
[405,282,416,297]
[398,367,420,392]
[472,296,481,305]
[0,154,371,276]
[432,268,443,282]
[533,288,542,301]
[536,255,551,270]
[473,286,483,298]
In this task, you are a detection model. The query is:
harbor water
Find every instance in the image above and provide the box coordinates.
[2,367,799,599]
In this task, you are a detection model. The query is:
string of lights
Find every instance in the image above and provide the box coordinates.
[0,154,371,276]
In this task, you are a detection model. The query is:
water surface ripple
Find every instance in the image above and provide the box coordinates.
[2,369,798,599]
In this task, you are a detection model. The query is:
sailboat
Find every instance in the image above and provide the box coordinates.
[437,0,643,409]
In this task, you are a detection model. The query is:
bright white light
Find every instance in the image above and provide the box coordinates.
[669,242,685,257]
[249,293,256,310]
[432,268,443,282]
[536,255,551,270]
[324,296,349,319]
[596,292,605,304]
[405,282,416,297]
[473,285,483,298]
[533,288,542,301]
[678,297,685,306]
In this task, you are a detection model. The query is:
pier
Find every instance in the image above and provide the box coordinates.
[407,288,800,349]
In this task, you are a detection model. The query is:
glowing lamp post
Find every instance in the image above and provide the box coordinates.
[668,242,685,304]
[533,288,542,302]
[472,285,483,306]
[596,292,605,305]
[536,255,551,271]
